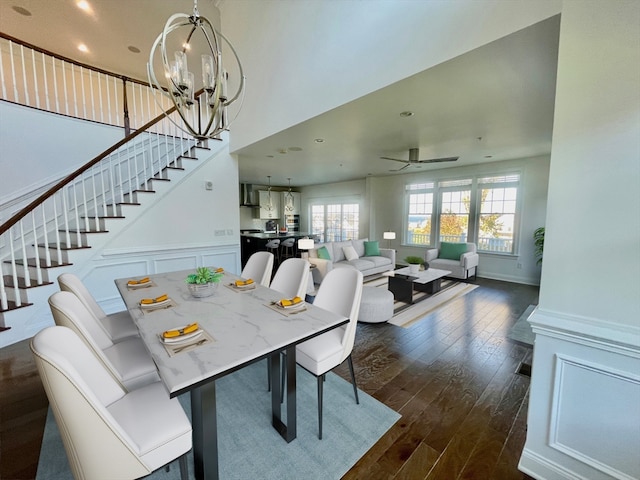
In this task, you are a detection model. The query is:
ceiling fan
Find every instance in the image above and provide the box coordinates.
[381,148,459,171]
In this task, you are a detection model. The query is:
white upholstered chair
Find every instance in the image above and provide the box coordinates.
[425,242,479,280]
[48,291,160,391]
[241,251,274,287]
[31,326,192,480]
[269,257,310,299]
[266,257,310,390]
[57,273,139,342]
[295,267,364,439]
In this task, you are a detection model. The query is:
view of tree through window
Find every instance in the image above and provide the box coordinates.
[405,174,520,254]
[311,203,359,242]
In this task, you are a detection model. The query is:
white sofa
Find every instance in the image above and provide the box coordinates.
[308,238,395,284]
[425,242,479,280]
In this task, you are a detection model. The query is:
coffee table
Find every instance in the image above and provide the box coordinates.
[383,267,451,304]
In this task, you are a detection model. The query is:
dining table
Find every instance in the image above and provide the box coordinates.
[115,268,348,480]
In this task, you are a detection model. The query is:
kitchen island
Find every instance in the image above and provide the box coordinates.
[240,232,317,266]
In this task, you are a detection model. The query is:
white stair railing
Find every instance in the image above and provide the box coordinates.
[0,111,197,312]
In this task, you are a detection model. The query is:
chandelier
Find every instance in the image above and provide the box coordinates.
[265,176,274,212]
[284,178,295,213]
[147,0,245,140]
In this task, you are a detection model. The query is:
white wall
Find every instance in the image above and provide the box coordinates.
[0,102,123,205]
[521,1,640,478]
[220,0,561,151]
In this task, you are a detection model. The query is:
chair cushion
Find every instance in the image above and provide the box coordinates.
[296,327,345,376]
[107,381,192,465]
[364,240,380,256]
[439,242,468,260]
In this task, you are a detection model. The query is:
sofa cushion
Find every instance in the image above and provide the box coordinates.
[352,238,367,257]
[341,258,376,271]
[332,241,352,262]
[317,245,331,260]
[363,256,392,268]
[439,242,468,260]
[343,245,359,261]
[364,240,380,256]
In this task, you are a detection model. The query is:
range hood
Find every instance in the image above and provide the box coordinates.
[239,183,259,207]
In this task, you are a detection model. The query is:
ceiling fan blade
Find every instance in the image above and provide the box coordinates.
[389,163,411,172]
[417,156,459,163]
[380,156,408,163]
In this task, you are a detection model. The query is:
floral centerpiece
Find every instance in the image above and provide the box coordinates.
[186,267,223,298]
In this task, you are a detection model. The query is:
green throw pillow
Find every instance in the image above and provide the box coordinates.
[364,240,380,256]
[439,242,467,260]
[317,246,331,260]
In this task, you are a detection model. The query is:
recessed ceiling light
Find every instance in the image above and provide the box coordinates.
[76,0,92,13]
[314,138,324,143]
[399,111,414,117]
[12,6,31,16]
[78,44,89,53]
[128,45,141,54]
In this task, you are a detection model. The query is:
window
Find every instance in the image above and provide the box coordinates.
[438,179,472,244]
[406,183,434,245]
[404,173,520,254]
[477,175,519,253]
[311,203,359,243]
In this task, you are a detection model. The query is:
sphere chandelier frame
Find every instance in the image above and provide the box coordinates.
[147,0,246,140]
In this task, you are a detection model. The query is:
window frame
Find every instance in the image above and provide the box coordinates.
[310,201,360,243]
[403,171,522,255]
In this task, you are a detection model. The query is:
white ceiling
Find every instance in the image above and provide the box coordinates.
[0,1,560,187]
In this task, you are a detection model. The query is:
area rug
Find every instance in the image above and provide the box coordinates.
[364,276,478,328]
[507,304,537,346]
[36,359,400,480]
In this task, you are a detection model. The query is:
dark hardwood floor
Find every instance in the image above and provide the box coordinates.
[0,277,537,480]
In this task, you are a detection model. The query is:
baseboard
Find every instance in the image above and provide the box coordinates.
[519,448,588,480]
[477,272,541,286]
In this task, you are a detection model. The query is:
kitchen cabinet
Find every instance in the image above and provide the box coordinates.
[259,190,280,219]
[281,191,301,216]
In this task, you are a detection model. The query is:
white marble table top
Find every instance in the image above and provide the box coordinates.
[115,269,347,396]
[383,266,452,284]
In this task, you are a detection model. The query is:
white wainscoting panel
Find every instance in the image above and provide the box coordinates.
[550,354,640,479]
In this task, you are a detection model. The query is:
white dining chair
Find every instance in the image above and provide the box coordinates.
[295,267,364,439]
[57,273,139,342]
[48,291,160,391]
[266,257,310,390]
[31,325,192,480]
[269,257,310,299]
[241,251,274,287]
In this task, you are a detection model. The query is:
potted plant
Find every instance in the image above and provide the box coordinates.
[533,227,545,265]
[404,255,424,274]
[186,267,223,298]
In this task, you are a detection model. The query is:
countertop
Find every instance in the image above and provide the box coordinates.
[241,232,317,240]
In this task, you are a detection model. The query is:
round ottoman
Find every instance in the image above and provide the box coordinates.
[358,286,394,323]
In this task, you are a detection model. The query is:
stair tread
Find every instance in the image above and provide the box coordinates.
[0,301,33,313]
[62,229,109,234]
[9,258,72,268]
[2,275,54,289]
[37,243,91,251]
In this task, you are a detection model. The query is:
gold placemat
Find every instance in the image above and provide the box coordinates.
[161,328,215,357]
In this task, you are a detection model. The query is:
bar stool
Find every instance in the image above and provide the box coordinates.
[265,238,281,265]
[280,237,296,260]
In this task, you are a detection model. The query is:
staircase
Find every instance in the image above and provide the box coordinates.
[0,110,213,336]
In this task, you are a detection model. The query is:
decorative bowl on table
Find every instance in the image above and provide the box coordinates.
[186,267,223,298]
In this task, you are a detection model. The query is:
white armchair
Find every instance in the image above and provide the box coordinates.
[425,242,479,280]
